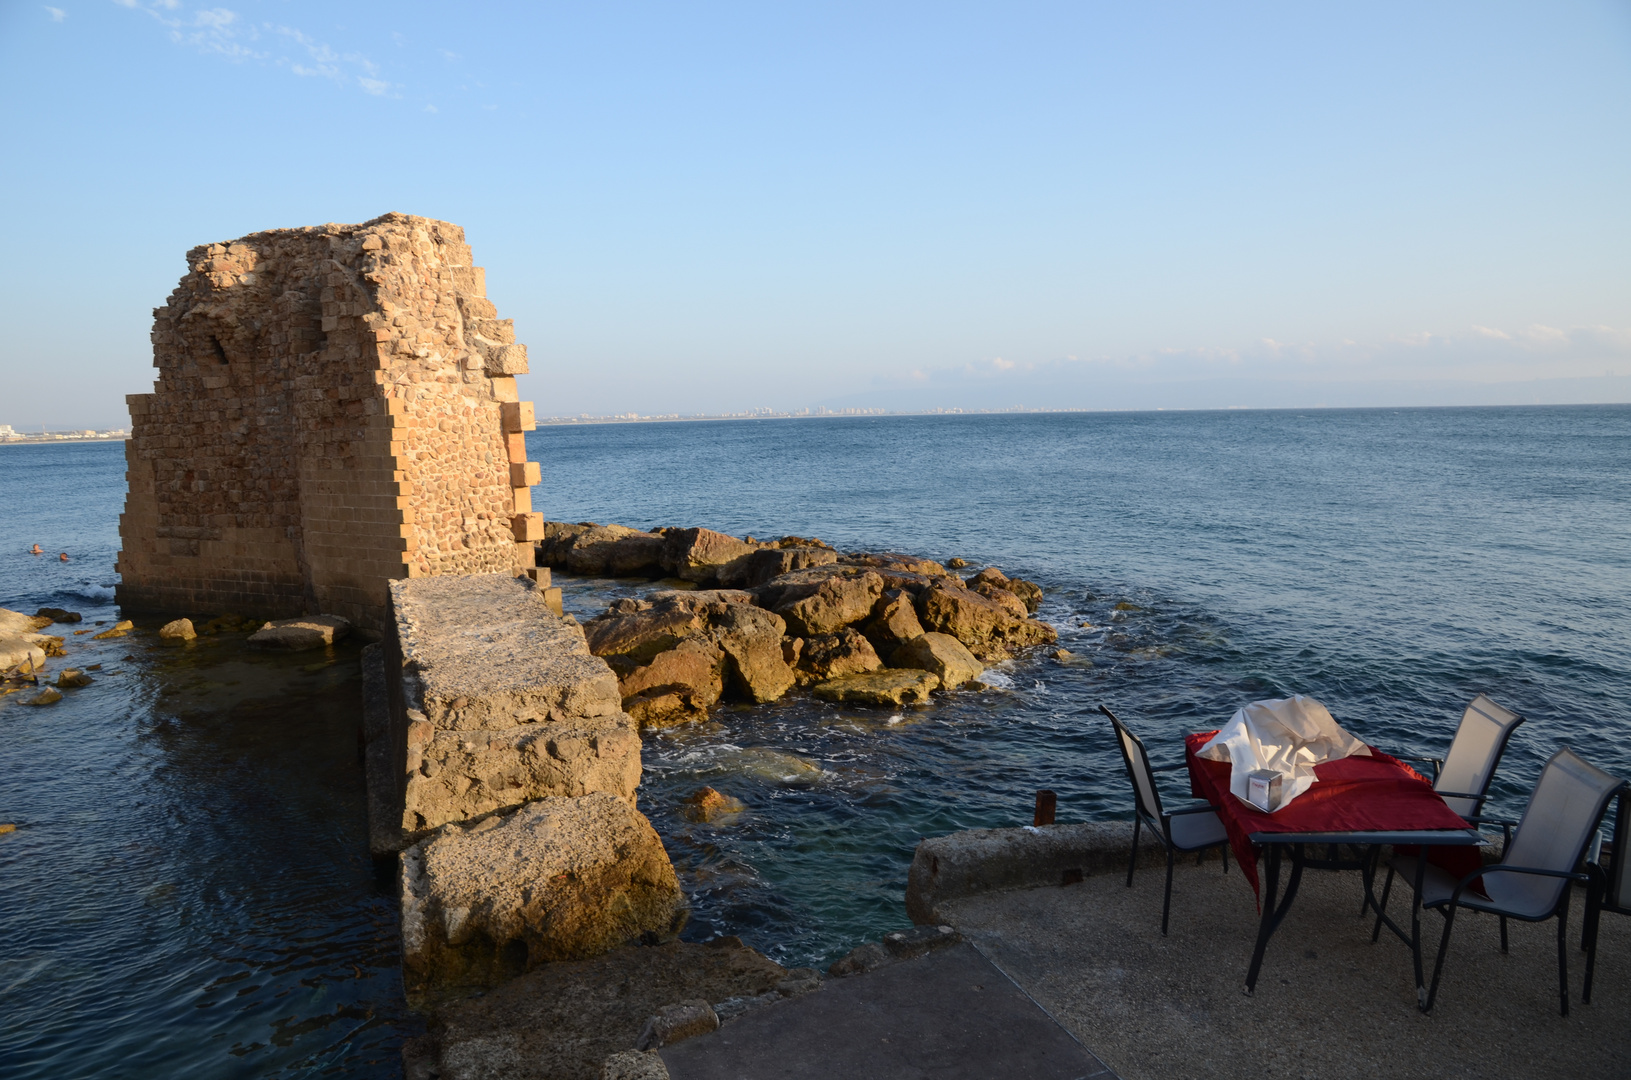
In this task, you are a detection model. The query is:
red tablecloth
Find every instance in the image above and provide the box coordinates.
[1184,731,1478,898]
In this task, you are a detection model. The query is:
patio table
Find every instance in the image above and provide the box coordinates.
[1184,731,1483,1002]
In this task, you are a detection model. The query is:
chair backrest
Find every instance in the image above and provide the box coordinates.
[1496,748,1625,916]
[1436,694,1525,817]
[1099,705,1165,829]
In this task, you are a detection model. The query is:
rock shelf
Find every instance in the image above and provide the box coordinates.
[534,521,1058,727]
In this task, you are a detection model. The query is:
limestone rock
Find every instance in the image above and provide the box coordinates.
[54,669,94,689]
[567,525,666,577]
[861,590,926,655]
[584,601,709,664]
[972,582,1029,619]
[946,557,969,569]
[248,615,350,650]
[660,527,756,583]
[635,1000,717,1050]
[681,786,746,823]
[828,941,893,977]
[646,589,755,611]
[416,939,786,1080]
[26,687,63,706]
[34,607,81,624]
[0,609,49,675]
[717,546,838,589]
[967,566,1043,613]
[841,552,949,578]
[811,668,939,706]
[915,578,1056,661]
[400,793,687,997]
[890,633,983,689]
[613,639,724,728]
[708,603,795,702]
[795,628,882,685]
[90,620,134,640]
[763,568,885,637]
[602,1050,670,1080]
[536,521,596,567]
[158,618,197,641]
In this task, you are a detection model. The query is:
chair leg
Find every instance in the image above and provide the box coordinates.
[1371,866,1396,944]
[1126,817,1141,887]
[1424,906,1459,1013]
[1584,878,1603,1004]
[1556,902,1570,1017]
[1500,915,1508,954]
[1162,845,1175,936]
[1221,841,1229,874]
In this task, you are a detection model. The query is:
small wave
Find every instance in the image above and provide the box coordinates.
[978,670,1016,690]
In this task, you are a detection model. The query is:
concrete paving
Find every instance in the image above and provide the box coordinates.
[940,854,1631,1080]
[660,940,1118,1080]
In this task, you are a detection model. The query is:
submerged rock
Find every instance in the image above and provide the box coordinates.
[681,786,746,823]
[400,793,688,998]
[26,687,63,706]
[90,620,134,641]
[891,633,983,689]
[54,669,93,688]
[34,607,81,624]
[811,668,939,706]
[158,618,197,641]
[247,615,349,650]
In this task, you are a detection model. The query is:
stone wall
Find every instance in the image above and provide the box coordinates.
[117,213,544,630]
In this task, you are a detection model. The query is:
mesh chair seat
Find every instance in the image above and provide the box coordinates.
[1168,808,1228,851]
[1390,855,1562,922]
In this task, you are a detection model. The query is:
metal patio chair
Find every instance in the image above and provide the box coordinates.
[1583,789,1630,1003]
[1389,747,1625,1015]
[1393,693,1526,824]
[1099,704,1229,935]
[1370,694,1527,920]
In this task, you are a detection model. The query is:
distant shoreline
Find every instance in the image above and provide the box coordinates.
[0,435,130,446]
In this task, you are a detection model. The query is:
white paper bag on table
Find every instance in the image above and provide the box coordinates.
[1196,695,1370,812]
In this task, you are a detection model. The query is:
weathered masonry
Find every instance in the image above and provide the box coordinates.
[117,213,548,629]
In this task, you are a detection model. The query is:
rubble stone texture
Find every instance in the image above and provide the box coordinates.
[117,213,542,629]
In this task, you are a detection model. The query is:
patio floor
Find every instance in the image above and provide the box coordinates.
[940,853,1630,1080]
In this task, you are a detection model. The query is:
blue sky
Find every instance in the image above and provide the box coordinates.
[1,1,1628,426]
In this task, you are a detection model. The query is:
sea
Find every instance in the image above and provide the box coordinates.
[1,404,1627,1077]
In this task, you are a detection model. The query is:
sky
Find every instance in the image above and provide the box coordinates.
[1,1,1628,427]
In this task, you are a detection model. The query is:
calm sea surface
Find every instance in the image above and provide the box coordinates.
[2,405,1628,1076]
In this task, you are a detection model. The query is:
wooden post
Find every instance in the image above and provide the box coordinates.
[1034,789,1057,827]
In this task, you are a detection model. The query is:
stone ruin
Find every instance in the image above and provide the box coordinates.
[116,212,547,630]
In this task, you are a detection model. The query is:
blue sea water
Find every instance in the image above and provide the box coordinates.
[1,404,1628,1077]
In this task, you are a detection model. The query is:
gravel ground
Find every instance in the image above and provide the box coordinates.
[942,855,1630,1080]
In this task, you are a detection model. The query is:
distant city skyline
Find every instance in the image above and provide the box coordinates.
[1,2,1627,428]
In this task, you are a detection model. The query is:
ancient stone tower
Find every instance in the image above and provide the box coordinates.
[117,213,545,629]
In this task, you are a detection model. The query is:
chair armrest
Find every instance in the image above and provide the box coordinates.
[1392,754,1444,780]
[1167,802,1220,818]
[1443,862,1588,910]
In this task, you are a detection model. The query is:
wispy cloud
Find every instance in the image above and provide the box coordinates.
[113,2,397,96]
[45,6,67,21]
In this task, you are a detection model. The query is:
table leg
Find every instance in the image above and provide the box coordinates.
[1411,846,1430,1008]
[1245,845,1281,994]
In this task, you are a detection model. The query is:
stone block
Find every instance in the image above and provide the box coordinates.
[399,794,688,996]
[501,401,536,432]
[512,513,546,541]
[510,461,540,487]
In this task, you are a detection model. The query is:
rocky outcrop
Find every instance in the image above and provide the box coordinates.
[708,603,795,702]
[0,607,53,674]
[916,578,1056,662]
[400,793,688,999]
[661,527,756,583]
[567,525,667,577]
[761,567,885,637]
[717,546,837,589]
[794,628,882,685]
[891,633,984,689]
[966,567,1043,613]
[861,590,926,655]
[613,639,725,728]
[812,668,940,706]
